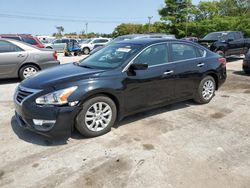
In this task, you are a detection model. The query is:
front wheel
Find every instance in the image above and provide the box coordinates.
[76,96,117,137]
[194,76,216,104]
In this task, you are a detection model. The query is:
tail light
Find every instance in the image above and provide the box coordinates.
[53,51,57,60]
[218,57,226,66]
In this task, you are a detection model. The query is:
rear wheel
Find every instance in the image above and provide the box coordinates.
[19,64,39,80]
[82,47,90,55]
[194,76,216,104]
[216,50,225,58]
[76,96,117,137]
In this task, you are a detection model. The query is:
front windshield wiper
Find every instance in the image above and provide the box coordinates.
[79,64,94,69]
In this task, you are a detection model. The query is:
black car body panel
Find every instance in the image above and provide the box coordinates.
[243,51,250,74]
[14,39,227,138]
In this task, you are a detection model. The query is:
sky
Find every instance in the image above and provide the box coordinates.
[0,0,201,35]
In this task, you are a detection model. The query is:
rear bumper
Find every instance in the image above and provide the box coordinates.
[39,60,60,70]
[243,59,250,72]
[217,66,227,89]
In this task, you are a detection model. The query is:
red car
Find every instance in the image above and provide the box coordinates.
[0,34,44,48]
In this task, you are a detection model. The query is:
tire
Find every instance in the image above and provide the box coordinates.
[46,46,53,49]
[19,64,39,80]
[194,76,216,104]
[76,96,117,137]
[82,47,90,55]
[216,50,225,58]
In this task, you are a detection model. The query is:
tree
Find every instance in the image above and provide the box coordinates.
[55,26,64,37]
[159,0,193,37]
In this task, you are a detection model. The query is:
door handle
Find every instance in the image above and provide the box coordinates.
[197,62,205,67]
[17,54,25,58]
[163,70,174,75]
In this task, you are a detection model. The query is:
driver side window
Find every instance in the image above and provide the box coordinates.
[133,43,168,66]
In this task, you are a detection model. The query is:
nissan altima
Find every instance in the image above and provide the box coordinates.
[14,39,227,138]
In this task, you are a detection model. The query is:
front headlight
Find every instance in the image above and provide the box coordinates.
[35,86,78,105]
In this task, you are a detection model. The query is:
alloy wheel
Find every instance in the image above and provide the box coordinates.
[202,80,215,100]
[85,102,112,132]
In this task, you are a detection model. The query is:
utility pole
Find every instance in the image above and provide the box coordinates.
[85,23,88,35]
[148,16,153,33]
[185,1,188,37]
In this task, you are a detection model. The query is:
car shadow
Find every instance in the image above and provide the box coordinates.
[11,116,70,146]
[0,78,20,85]
[11,100,195,146]
[114,100,194,128]
[226,56,244,63]
[232,71,250,77]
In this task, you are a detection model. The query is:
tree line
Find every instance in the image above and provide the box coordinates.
[113,0,250,38]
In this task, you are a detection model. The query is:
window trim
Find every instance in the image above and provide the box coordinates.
[122,42,206,72]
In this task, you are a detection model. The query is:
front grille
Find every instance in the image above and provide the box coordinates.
[16,87,34,103]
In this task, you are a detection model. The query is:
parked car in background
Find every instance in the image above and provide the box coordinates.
[90,33,176,54]
[45,38,78,52]
[80,38,111,55]
[182,37,198,42]
[0,34,45,48]
[14,38,226,138]
[37,36,56,44]
[0,39,59,80]
[199,31,250,57]
[243,51,250,74]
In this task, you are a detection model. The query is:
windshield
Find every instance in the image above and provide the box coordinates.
[203,32,227,41]
[79,43,142,69]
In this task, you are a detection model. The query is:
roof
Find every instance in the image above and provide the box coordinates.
[115,38,184,46]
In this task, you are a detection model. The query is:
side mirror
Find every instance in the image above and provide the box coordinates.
[130,63,148,70]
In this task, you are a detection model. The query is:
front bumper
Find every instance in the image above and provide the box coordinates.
[14,86,81,138]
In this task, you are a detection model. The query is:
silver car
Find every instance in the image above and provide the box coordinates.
[45,38,78,52]
[0,39,60,80]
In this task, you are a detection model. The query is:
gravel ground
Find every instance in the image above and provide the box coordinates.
[0,55,250,188]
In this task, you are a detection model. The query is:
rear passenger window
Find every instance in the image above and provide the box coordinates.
[54,39,62,43]
[170,43,197,61]
[197,48,205,57]
[62,39,69,43]
[134,43,168,66]
[0,41,23,53]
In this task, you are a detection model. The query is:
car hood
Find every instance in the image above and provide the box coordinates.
[21,63,105,89]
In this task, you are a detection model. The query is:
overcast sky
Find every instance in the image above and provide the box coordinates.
[0,0,202,35]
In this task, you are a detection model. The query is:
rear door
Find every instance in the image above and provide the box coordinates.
[0,40,28,78]
[168,42,207,100]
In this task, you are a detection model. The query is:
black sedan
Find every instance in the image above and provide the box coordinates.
[243,51,250,74]
[14,39,227,138]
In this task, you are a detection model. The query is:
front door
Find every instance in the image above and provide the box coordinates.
[123,43,175,114]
